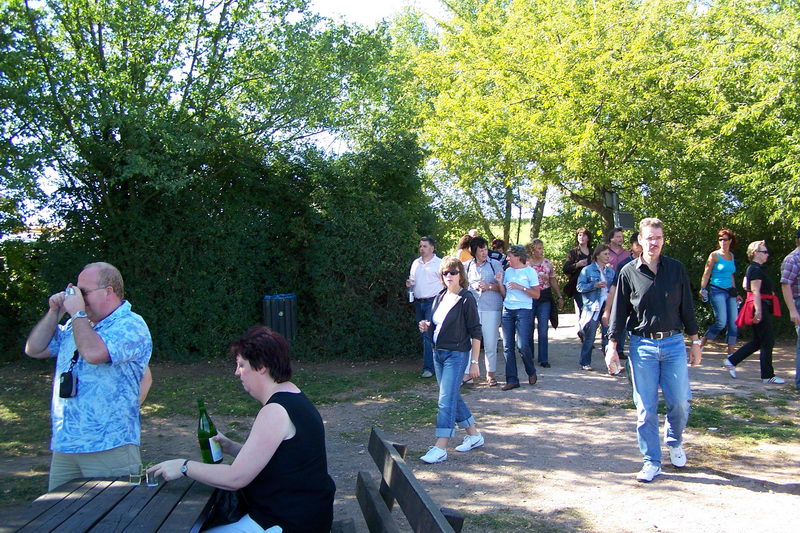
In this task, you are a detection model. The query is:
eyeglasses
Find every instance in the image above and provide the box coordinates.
[442,270,460,276]
[718,237,730,242]
[80,286,108,298]
[757,249,769,254]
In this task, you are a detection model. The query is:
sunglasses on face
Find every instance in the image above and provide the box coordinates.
[442,270,460,276]
[718,237,730,241]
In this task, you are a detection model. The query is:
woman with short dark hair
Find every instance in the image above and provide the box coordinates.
[149,326,336,533]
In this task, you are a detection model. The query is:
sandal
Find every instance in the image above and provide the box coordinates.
[487,377,498,387]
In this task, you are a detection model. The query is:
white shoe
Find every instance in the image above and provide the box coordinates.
[763,376,785,384]
[420,446,447,463]
[454,433,484,452]
[420,370,434,378]
[723,359,736,378]
[636,463,662,482]
[668,446,687,468]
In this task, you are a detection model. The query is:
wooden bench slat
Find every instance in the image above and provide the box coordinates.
[367,428,460,533]
[53,480,135,532]
[18,479,109,533]
[356,471,401,533]
[120,476,194,533]
[331,518,357,533]
[156,481,215,533]
[0,479,92,532]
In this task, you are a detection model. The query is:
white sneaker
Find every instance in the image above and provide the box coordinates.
[724,359,736,378]
[420,370,434,378]
[420,446,447,463]
[454,433,484,452]
[636,463,662,483]
[763,376,785,384]
[668,446,687,468]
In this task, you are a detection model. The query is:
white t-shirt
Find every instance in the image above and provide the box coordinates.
[432,292,461,344]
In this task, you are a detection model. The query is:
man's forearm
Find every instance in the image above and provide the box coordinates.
[782,283,798,316]
[71,319,111,364]
[25,309,61,358]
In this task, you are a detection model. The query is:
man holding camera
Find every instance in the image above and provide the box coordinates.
[25,262,152,491]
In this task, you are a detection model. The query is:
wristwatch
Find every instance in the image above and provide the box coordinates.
[691,339,702,346]
[180,459,190,477]
[470,360,479,364]
[73,311,89,320]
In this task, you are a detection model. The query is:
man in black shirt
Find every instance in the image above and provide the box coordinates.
[606,218,702,483]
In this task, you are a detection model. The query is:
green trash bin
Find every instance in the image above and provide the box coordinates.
[262,293,297,342]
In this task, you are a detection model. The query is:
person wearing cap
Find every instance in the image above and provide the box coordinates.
[24,262,152,491]
[779,229,800,389]
[406,237,443,378]
[606,218,702,483]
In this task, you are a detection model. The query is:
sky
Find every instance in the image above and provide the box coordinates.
[308,0,449,26]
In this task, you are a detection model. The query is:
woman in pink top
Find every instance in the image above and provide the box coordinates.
[526,240,563,367]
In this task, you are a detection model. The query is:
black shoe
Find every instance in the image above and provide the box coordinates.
[539,362,551,368]
[619,353,628,360]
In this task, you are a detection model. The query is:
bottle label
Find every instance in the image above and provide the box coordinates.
[209,437,223,462]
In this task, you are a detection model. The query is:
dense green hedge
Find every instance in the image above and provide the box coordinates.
[1,137,433,362]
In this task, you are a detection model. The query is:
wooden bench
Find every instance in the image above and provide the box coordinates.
[355,427,465,533]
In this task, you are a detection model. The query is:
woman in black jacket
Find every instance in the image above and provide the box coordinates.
[418,256,485,464]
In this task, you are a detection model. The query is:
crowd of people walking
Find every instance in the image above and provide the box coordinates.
[406,220,799,482]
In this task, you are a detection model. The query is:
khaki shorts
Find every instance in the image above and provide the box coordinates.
[49,444,140,491]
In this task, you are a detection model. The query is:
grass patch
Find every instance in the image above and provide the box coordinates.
[375,393,438,432]
[466,507,591,532]
[141,366,422,418]
[0,368,53,456]
[0,472,49,509]
[688,394,800,443]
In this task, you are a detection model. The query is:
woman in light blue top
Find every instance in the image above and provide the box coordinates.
[499,245,540,390]
[699,228,741,356]
[464,237,504,386]
[577,244,615,370]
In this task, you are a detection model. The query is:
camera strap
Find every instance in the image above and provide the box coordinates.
[67,350,79,373]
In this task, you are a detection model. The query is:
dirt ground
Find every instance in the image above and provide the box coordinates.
[5,314,799,532]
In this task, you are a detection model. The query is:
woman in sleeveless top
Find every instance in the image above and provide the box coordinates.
[699,228,741,355]
[149,326,335,533]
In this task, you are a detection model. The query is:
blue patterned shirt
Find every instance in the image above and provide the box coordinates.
[47,301,152,453]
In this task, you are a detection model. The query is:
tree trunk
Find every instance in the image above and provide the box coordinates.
[529,194,546,240]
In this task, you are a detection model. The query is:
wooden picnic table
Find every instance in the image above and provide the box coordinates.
[1,476,216,533]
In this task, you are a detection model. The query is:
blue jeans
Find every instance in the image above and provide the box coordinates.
[502,307,536,384]
[433,349,476,438]
[532,299,550,364]
[415,300,434,372]
[795,298,800,389]
[579,317,608,367]
[704,287,738,345]
[628,334,691,467]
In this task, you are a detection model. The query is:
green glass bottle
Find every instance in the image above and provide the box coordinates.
[197,398,223,464]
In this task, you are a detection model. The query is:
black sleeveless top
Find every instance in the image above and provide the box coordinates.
[243,391,336,533]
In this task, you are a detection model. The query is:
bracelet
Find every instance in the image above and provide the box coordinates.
[470,360,479,364]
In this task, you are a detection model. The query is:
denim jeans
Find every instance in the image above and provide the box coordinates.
[729,304,775,379]
[415,300,434,372]
[795,298,800,389]
[502,307,536,385]
[704,286,738,345]
[433,349,476,438]
[532,299,551,364]
[628,334,691,467]
[464,310,501,374]
[579,317,608,367]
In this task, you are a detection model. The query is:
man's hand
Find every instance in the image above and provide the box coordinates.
[604,343,620,375]
[62,284,86,316]
[48,291,67,316]
[405,279,413,289]
[688,344,702,366]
